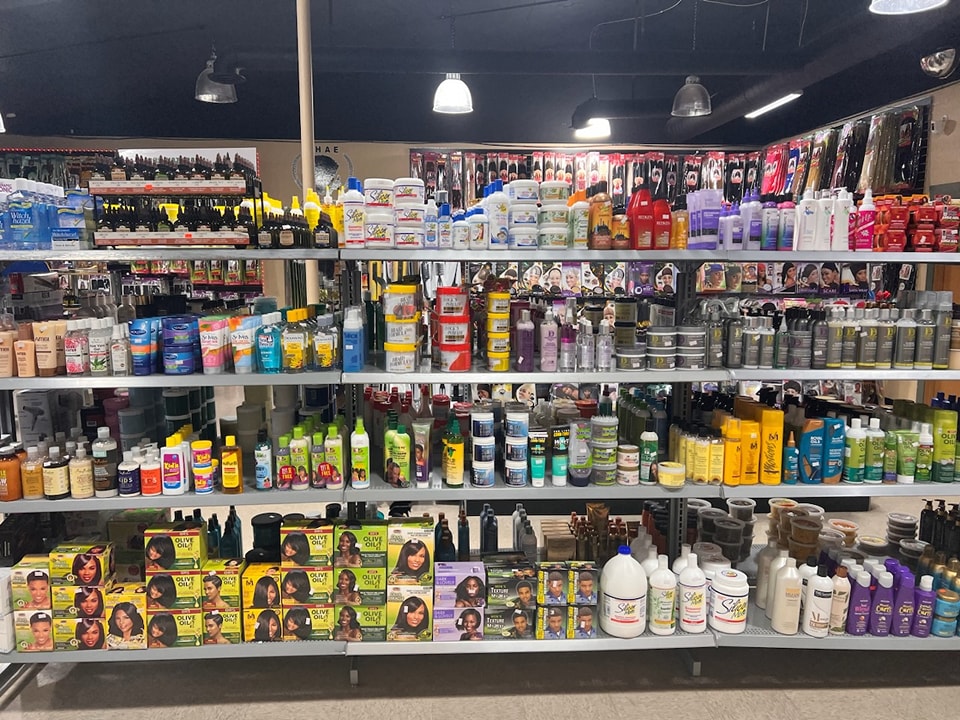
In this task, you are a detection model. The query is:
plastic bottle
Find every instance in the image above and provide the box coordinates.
[640,546,659,577]
[307,431,324,488]
[288,426,310,490]
[254,430,273,491]
[678,552,707,634]
[832,189,855,251]
[912,575,936,637]
[648,555,677,636]
[88,318,112,376]
[799,556,818,610]
[718,204,732,249]
[869,571,894,636]
[559,300,577,373]
[770,558,802,635]
[846,571,873,635]
[516,309,535,372]
[68,446,95,499]
[599,546,648,638]
[777,198,796,251]
[221,435,243,494]
[914,422,933,484]
[596,321,614,372]
[437,202,453,249]
[139,449,161,496]
[814,190,833,251]
[325,424,345,490]
[672,543,692,576]
[639,419,659,485]
[892,570,915,637]
[116,449,140,498]
[539,310,558,372]
[341,307,365,373]
[855,188,876,251]
[341,177,365,248]
[893,309,917,370]
[875,308,896,369]
[64,319,89,376]
[467,207,489,250]
[765,549,791,617]
[281,309,310,373]
[255,312,283,374]
[794,189,817,251]
[863,417,885,484]
[19,446,43,500]
[802,565,833,638]
[109,323,131,376]
[630,188,653,250]
[91,426,118,498]
[857,307,878,369]
[828,565,851,635]
[350,418,370,489]
[424,198,439,249]
[275,434,294,489]
[760,196,780,251]
[451,213,469,250]
[842,418,867,484]
[487,181,509,249]
[915,308,936,370]
[754,539,780,611]
[42,446,70,500]
[160,433,186,496]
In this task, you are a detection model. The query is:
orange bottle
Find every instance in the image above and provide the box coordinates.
[0,445,23,501]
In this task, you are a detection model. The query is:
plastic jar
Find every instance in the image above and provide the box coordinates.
[363,178,395,207]
[617,444,640,466]
[439,318,471,346]
[505,438,528,462]
[365,212,395,247]
[488,351,510,371]
[395,205,426,224]
[437,287,469,317]
[614,298,638,324]
[614,323,637,348]
[647,328,676,349]
[675,349,706,370]
[163,348,196,375]
[539,180,570,203]
[193,464,215,495]
[191,440,213,466]
[539,204,568,226]
[486,313,510,334]
[471,410,495,438]
[487,292,511,315]
[394,223,425,248]
[473,436,496,464]
[592,463,617,486]
[569,201,590,247]
[677,326,707,349]
[487,332,510,355]
[509,228,538,249]
[382,284,418,319]
[590,415,618,443]
[385,314,420,345]
[509,204,539,226]
[538,225,569,249]
[504,460,528,487]
[935,588,960,618]
[508,179,539,202]
[587,442,615,465]
[504,411,529,438]
[384,342,417,373]
[471,461,496,488]
[931,615,958,637]
[616,465,640,486]
[438,343,471,372]
[658,461,685,489]
[647,349,676,371]
[393,177,425,205]
[708,569,749,634]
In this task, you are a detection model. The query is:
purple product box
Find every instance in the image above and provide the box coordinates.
[433,606,485,642]
[433,562,486,608]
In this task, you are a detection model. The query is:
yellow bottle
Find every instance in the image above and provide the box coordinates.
[304,189,321,231]
[760,408,784,485]
[685,427,697,481]
[708,429,725,485]
[220,435,243,494]
[740,420,760,485]
[723,419,742,486]
[693,429,710,484]
[671,202,689,249]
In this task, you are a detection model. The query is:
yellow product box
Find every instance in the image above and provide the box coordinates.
[113,551,146,583]
[334,521,388,568]
[537,564,571,606]
[146,609,202,648]
[568,562,599,606]
[281,604,335,641]
[53,617,108,651]
[535,605,575,640]
[334,604,386,642]
[14,610,53,652]
[49,542,115,586]
[280,520,334,567]
[332,566,387,606]
[11,555,52,610]
[107,508,165,554]
[144,522,208,572]
[201,558,246,610]
[241,564,281,610]
[104,585,148,650]
[242,607,283,642]
[201,609,242,645]
[386,518,434,585]
[385,584,433,641]
[279,566,333,606]
[146,571,202,610]
[52,584,114,619]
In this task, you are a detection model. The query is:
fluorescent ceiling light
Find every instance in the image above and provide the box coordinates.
[744,92,803,119]
[574,117,611,140]
[433,73,473,114]
[870,0,949,13]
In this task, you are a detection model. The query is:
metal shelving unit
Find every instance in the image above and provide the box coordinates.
[728,368,960,382]
[0,371,341,391]
[4,641,347,663]
[722,483,960,499]
[340,248,724,262]
[343,364,730,385]
[0,249,339,262]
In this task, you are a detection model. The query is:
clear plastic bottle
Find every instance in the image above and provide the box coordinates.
[21,446,44,500]
[576,318,594,372]
[281,309,311,373]
[68,446,94,499]
[42,446,70,500]
[596,321,614,371]
[312,313,339,369]
[110,323,131,376]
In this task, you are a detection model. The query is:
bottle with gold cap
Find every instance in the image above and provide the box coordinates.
[221,435,243,494]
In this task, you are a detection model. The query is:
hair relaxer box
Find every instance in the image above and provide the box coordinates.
[280,520,334,567]
[333,604,386,642]
[331,566,387,606]
[241,564,281,610]
[49,542,115,586]
[385,585,433,642]
[143,523,207,572]
[202,609,241,644]
[433,606,485,642]
[146,609,202,648]
[281,604,334,641]
[279,566,334,606]
[201,558,247,610]
[334,522,388,568]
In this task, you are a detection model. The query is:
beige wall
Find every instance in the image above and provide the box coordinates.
[928,81,960,188]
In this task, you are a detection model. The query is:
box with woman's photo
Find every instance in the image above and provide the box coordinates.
[143,524,206,572]
[334,522,388,568]
[332,566,387,606]
[103,584,147,650]
[201,558,246,609]
[146,609,202,648]
[386,519,434,586]
[145,572,202,610]
[434,562,486,607]
[281,604,334,641]
[433,606,485,642]
[485,564,537,609]
[202,609,241,644]
[53,617,107,651]
[241,608,283,643]
[386,585,433,642]
[14,610,53,652]
[241,564,281,610]
[11,555,52,610]
[278,566,334,606]
[49,542,115,585]
[280,520,333,567]
[333,604,386,642]
[52,584,114,619]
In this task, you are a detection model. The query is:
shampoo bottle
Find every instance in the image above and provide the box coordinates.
[678,552,707,634]
[869,571,894,636]
[829,565,851,635]
[350,418,370,489]
[515,309,535,372]
[755,538,780,611]
[161,433,187,496]
[115,449,140,498]
[648,555,677,636]
[770,558,802,635]
[254,430,273,490]
[782,431,799,484]
[765,549,791,618]
[855,188,876,251]
[892,570,915,637]
[539,310,558,372]
[325,424,345,490]
[309,431,326,488]
[289,426,310,490]
[801,565,833,638]
[911,575,936,637]
[220,435,243,494]
[846,571,873,635]
[843,418,867,483]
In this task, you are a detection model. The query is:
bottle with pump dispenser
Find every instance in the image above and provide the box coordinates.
[91,426,118,498]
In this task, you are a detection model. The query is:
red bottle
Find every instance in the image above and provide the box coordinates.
[630,189,654,250]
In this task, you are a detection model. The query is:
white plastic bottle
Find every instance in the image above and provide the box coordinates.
[88,318,112,376]
[539,310,558,372]
[487,180,509,249]
[770,558,802,635]
[829,565,852,635]
[341,177,366,248]
[814,190,834,251]
[599,546,648,638]
[798,555,818,610]
[648,555,677,636]
[438,202,453,249]
[424,198,439,249]
[832,189,855,251]
[794,188,817,251]
[467,208,489,250]
[802,565,834,638]
[451,213,469,250]
[754,538,780,611]
[161,433,187,496]
[640,546,659,577]
[855,188,876,251]
[765,549,791,618]
[672,543,692,576]
[350,418,370,489]
[325,425,345,490]
[843,417,867,483]
[679,552,707,633]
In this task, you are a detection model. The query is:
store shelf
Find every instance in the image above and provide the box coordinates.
[3,641,346,663]
[343,364,729,385]
[345,630,713,655]
[94,231,251,247]
[88,179,249,196]
[722,483,960,499]
[340,248,723,262]
[733,250,957,265]
[716,601,960,650]
[728,368,960,382]
[342,473,722,502]
[0,248,338,262]
[0,371,341,391]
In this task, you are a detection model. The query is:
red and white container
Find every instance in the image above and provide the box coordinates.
[436,287,469,317]
[438,342,471,372]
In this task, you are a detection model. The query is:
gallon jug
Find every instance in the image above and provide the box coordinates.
[599,545,648,638]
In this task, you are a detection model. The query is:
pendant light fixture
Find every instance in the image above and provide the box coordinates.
[671,76,711,117]
[574,118,611,140]
[921,47,958,78]
[869,0,949,13]
[433,73,473,114]
[195,47,240,104]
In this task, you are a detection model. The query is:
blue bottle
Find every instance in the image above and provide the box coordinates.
[255,311,283,374]
[341,307,365,372]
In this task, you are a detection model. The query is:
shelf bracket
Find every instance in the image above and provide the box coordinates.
[349,656,360,687]
[678,648,702,677]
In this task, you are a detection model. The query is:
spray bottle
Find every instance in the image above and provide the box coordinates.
[855,189,876,251]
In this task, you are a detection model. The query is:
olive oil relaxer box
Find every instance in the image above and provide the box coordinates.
[279,567,334,605]
[281,605,334,641]
[146,610,202,647]
[202,609,241,644]
[334,522,388,568]
[144,523,208,572]
[145,572,202,610]
[280,520,334,566]
[334,604,386,642]
[202,559,246,610]
[386,518,434,585]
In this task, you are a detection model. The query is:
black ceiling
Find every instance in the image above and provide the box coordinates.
[1,0,959,146]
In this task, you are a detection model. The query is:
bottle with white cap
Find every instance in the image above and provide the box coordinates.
[765,549,791,619]
[599,546,647,638]
[672,543,691,576]
[754,537,780,611]
[802,564,833,637]
[829,565,852,635]
[678,552,707,633]
[640,546,659,577]
[770,558,802,635]
[648,555,677,636]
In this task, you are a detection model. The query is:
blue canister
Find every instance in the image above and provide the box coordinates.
[505,438,528,463]
[504,409,529,439]
[504,460,528,487]
[935,589,960,619]
[162,315,199,346]
[163,348,196,375]
[931,615,958,637]
[471,410,494,439]
[472,437,496,464]
[470,461,495,488]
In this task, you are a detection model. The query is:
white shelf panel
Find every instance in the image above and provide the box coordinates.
[729,368,960,382]
[345,630,713,655]
[3,641,346,663]
[0,249,338,262]
[342,364,728,385]
[342,473,721,502]
[722,483,960,499]
[0,371,341,390]
[340,249,724,262]
[716,601,960,650]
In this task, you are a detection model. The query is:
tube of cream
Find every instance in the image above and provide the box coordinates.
[14,340,36,378]
[896,431,919,484]
[229,315,262,374]
[412,420,432,489]
[199,316,228,375]
[32,322,58,377]
[53,320,67,375]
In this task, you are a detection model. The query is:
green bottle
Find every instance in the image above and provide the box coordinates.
[391,424,411,489]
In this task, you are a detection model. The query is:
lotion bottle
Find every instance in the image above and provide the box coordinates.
[770,558,802,635]
[846,571,872,635]
[765,549,791,618]
[754,538,780,611]
[829,565,851,635]
[911,575,936,637]
[869,571,894,636]
[892,570,915,637]
[678,552,707,634]
[648,555,677,636]
[539,310,558,372]
[801,565,833,638]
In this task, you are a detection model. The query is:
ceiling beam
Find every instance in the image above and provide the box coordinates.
[240,47,790,76]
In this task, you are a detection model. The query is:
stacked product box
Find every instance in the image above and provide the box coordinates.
[0,568,12,653]
[433,562,486,642]
[12,555,53,652]
[569,562,599,640]
[386,518,434,642]
[107,509,165,582]
[536,562,574,639]
[241,563,281,642]
[144,522,206,648]
[103,584,148,650]
[48,542,116,652]
[279,520,335,641]
[200,558,246,645]
[334,522,389,643]
[483,563,537,639]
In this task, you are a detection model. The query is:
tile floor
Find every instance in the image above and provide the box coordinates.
[2,494,959,719]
